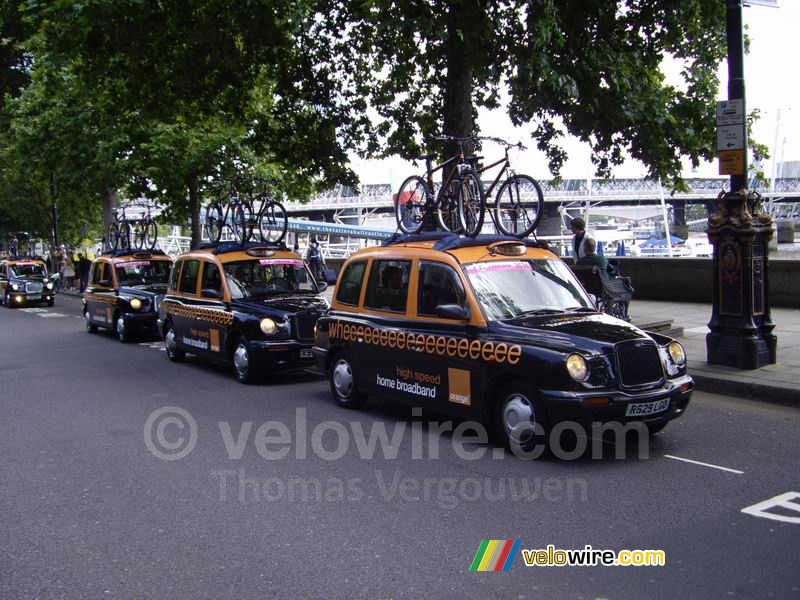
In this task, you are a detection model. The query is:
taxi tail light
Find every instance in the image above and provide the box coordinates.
[680,383,693,394]
[582,397,610,407]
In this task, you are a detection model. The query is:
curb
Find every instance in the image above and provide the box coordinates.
[689,369,800,408]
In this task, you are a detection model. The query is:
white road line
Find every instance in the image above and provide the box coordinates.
[39,312,67,318]
[664,454,744,474]
[742,492,800,524]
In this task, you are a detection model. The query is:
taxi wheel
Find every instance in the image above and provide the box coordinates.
[114,312,132,343]
[329,351,367,409]
[47,297,54,307]
[4,293,15,308]
[163,323,185,362]
[84,309,98,333]
[232,336,260,384]
[646,422,668,435]
[494,383,549,454]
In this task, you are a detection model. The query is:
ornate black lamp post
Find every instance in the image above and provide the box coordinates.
[706,0,777,369]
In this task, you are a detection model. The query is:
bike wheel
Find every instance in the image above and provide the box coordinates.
[118,222,132,250]
[457,173,486,237]
[233,202,253,244]
[107,222,120,250]
[131,221,145,250]
[435,181,463,233]
[258,201,288,244]
[493,174,544,238]
[205,202,224,242]
[143,218,158,250]
[394,176,429,234]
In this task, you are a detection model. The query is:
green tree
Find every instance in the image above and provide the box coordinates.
[320,0,729,185]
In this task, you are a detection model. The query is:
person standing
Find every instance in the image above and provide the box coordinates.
[570,218,594,261]
[306,238,325,281]
[78,254,91,292]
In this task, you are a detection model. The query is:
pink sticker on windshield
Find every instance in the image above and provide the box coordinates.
[117,261,150,268]
[259,259,304,266]
[14,261,37,266]
[465,261,529,273]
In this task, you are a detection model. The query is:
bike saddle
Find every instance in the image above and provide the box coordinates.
[416,153,436,161]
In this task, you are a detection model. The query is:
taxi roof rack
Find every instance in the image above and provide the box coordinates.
[194,241,289,255]
[382,232,546,251]
[101,249,169,258]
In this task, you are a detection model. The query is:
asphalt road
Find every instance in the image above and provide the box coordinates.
[1,294,798,599]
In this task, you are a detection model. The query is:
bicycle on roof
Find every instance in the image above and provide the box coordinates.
[204,179,252,245]
[107,203,159,251]
[243,177,289,244]
[471,136,544,238]
[394,135,486,238]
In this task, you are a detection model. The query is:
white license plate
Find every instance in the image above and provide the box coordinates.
[300,349,313,359]
[626,398,670,417]
[27,294,41,300]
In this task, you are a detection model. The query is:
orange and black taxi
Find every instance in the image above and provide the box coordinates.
[1,255,55,307]
[157,242,331,383]
[83,249,173,341]
[313,232,693,451]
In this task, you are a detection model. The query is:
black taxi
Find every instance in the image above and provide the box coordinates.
[313,233,693,451]
[83,250,173,341]
[0,256,55,307]
[157,242,331,383]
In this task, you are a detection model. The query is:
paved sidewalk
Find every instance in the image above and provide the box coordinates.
[631,300,800,406]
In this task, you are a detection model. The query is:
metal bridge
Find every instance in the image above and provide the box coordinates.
[282,177,800,214]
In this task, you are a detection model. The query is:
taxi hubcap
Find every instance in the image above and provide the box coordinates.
[503,393,535,442]
[234,344,248,375]
[165,329,176,353]
[116,317,125,338]
[332,359,353,398]
[84,311,91,329]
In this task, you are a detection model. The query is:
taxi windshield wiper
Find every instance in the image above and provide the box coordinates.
[564,306,596,313]
[507,308,562,319]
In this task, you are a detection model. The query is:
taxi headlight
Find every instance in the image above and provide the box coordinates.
[566,353,589,382]
[46,282,54,290]
[130,298,143,310]
[667,341,686,366]
[11,283,20,291]
[260,318,277,336]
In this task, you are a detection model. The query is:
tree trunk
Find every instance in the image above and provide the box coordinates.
[442,0,483,166]
[188,173,201,249]
[100,184,116,248]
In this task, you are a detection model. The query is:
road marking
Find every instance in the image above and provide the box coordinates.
[663,454,744,474]
[19,307,48,313]
[742,492,800,524]
[39,312,67,318]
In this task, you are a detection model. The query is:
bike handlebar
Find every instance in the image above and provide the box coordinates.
[475,135,527,151]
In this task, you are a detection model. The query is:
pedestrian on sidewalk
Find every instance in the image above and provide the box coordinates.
[78,254,91,292]
[305,238,325,281]
[570,218,594,261]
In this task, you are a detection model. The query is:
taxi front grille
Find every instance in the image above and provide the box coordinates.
[615,342,663,388]
[26,282,43,293]
[294,312,319,341]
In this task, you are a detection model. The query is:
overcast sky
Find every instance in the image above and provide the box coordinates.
[352,2,797,187]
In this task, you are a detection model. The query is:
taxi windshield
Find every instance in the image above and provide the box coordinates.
[223,258,316,299]
[115,260,171,286]
[10,262,46,278]
[464,259,593,320]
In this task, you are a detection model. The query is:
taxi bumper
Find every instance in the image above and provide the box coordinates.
[123,311,160,332]
[540,374,693,426]
[251,340,317,372]
[9,291,53,305]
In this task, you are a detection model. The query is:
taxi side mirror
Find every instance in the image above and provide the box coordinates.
[201,288,224,299]
[435,304,470,320]
[587,293,598,309]
[316,281,328,293]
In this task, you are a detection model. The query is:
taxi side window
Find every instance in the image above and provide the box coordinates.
[169,260,182,291]
[91,262,105,285]
[201,262,223,294]
[363,260,411,313]
[417,261,467,317]
[336,260,367,306]
[178,260,200,295]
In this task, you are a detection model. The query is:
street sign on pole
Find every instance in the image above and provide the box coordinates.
[718,150,745,175]
[716,99,745,126]
[717,124,745,150]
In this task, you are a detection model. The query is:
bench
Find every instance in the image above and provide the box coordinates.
[570,264,634,321]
